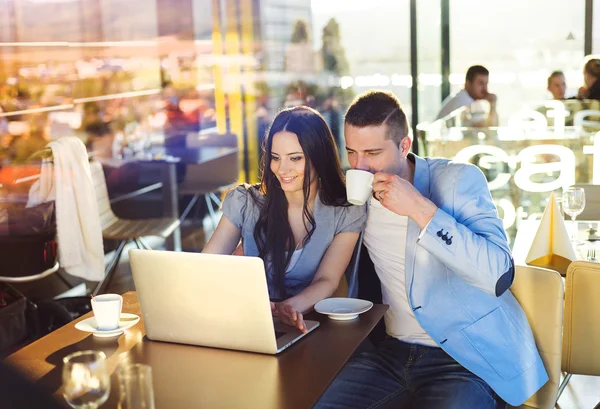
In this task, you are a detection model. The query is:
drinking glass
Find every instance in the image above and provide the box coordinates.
[562,187,586,244]
[62,350,110,409]
[555,196,565,219]
[118,364,155,409]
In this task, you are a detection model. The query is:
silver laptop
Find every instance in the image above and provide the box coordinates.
[129,249,319,354]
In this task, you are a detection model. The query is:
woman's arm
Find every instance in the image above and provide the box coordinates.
[202,216,242,255]
[273,231,360,332]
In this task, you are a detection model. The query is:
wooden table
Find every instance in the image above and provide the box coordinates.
[5,292,388,409]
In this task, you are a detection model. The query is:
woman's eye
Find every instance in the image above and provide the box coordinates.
[290,156,303,162]
[271,156,280,161]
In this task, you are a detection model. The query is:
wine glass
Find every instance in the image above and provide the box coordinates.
[562,187,586,244]
[62,350,110,409]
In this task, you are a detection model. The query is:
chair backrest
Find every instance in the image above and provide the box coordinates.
[510,265,564,409]
[562,261,600,376]
[89,161,118,230]
[571,184,600,221]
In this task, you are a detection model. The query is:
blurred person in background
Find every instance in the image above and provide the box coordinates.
[81,102,113,159]
[256,94,271,162]
[547,71,566,100]
[321,91,342,155]
[284,81,311,108]
[537,71,574,127]
[436,65,498,126]
[0,104,9,138]
[161,81,199,149]
[577,56,600,100]
[0,105,11,161]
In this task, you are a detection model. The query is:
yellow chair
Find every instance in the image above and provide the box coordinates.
[557,261,600,403]
[508,265,564,409]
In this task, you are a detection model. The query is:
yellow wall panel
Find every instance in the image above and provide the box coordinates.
[240,0,259,183]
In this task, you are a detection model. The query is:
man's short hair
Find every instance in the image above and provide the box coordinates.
[465,65,489,82]
[344,90,409,145]
[547,70,565,87]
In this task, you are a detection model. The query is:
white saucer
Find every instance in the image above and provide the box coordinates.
[314,298,373,320]
[75,313,140,337]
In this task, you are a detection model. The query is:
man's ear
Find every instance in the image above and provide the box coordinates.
[400,136,411,157]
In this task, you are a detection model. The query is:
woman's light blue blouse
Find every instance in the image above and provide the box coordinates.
[221,185,367,299]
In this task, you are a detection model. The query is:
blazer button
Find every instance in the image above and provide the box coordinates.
[446,236,453,245]
[437,229,444,237]
[441,233,448,240]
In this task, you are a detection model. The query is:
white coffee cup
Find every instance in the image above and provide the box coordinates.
[91,294,123,331]
[346,169,375,206]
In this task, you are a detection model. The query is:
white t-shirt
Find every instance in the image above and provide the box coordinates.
[436,89,487,124]
[363,197,438,347]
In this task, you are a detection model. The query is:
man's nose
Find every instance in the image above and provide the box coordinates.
[354,155,370,172]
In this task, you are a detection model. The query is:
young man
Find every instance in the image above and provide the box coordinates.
[547,71,567,100]
[315,91,547,409]
[436,65,498,126]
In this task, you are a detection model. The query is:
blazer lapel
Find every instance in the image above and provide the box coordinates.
[405,154,431,298]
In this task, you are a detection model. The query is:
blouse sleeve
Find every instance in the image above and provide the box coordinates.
[221,185,250,230]
[335,204,368,234]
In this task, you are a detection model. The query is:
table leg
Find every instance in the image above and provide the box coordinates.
[162,163,181,251]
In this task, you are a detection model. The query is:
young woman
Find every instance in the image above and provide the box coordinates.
[578,57,600,100]
[203,106,366,333]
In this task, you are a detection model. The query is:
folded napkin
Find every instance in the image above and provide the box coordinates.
[525,192,577,275]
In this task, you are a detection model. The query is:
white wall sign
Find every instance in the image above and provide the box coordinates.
[455,144,576,228]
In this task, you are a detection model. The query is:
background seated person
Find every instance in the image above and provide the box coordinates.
[547,70,567,100]
[577,56,600,100]
[436,65,498,127]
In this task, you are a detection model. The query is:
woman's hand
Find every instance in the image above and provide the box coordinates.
[271,302,308,334]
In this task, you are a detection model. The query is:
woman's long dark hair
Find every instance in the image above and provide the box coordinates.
[252,106,347,297]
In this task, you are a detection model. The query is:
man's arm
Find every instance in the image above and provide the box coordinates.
[416,164,513,297]
[484,93,499,126]
[470,93,498,127]
[436,94,467,120]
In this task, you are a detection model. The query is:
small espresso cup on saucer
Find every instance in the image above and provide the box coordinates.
[346,169,375,206]
[91,294,123,331]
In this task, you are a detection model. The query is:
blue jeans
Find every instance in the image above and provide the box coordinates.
[315,337,506,409]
